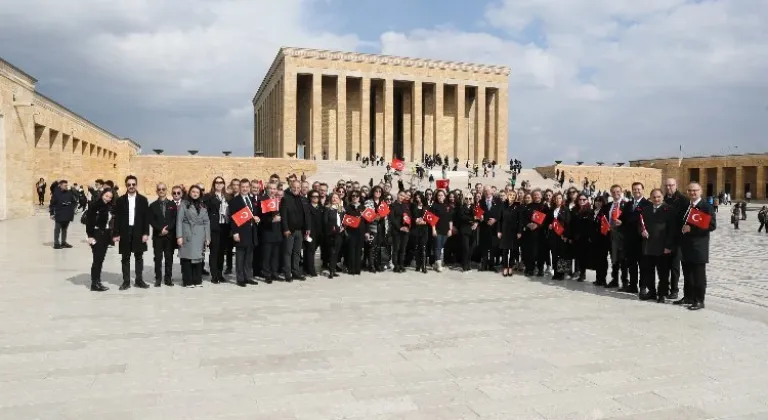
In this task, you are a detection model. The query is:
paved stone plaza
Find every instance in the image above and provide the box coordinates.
[0,207,767,420]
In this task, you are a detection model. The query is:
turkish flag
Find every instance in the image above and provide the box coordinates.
[361,207,376,223]
[260,198,279,213]
[424,210,439,227]
[377,202,390,217]
[600,215,610,235]
[232,206,253,227]
[435,179,450,190]
[391,158,405,172]
[342,214,361,228]
[531,210,546,225]
[611,205,622,221]
[473,205,484,219]
[686,207,712,230]
[551,219,564,236]
[403,213,411,226]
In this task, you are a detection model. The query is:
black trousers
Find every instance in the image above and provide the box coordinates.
[593,247,609,283]
[208,225,229,279]
[120,231,144,283]
[260,242,280,278]
[90,232,110,285]
[668,246,681,294]
[38,192,45,205]
[303,239,319,276]
[235,246,253,283]
[641,254,670,296]
[682,262,707,303]
[180,259,203,286]
[626,253,641,289]
[152,236,174,280]
[391,230,409,269]
[759,222,766,232]
[328,235,343,274]
[411,233,428,270]
[520,234,537,272]
[282,230,303,277]
[459,233,473,270]
[500,248,515,269]
[345,231,364,275]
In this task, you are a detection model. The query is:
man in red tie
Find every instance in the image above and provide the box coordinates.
[229,179,260,287]
[606,184,627,288]
[675,182,716,310]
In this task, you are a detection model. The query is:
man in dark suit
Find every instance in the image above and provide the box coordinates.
[49,179,76,249]
[280,179,311,281]
[258,182,282,283]
[229,179,259,287]
[113,175,151,290]
[675,182,716,310]
[638,188,676,302]
[606,184,628,288]
[618,182,650,294]
[663,178,689,300]
[478,185,501,271]
[148,183,176,287]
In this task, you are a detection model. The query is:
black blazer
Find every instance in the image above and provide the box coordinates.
[680,200,716,264]
[148,199,178,238]
[113,193,150,255]
[229,195,258,247]
[389,201,411,231]
[640,202,676,256]
[663,191,690,249]
[306,204,325,242]
[86,199,115,238]
[456,204,475,236]
[202,193,227,232]
[257,197,283,244]
[619,197,650,256]
[498,202,520,249]
[323,207,344,236]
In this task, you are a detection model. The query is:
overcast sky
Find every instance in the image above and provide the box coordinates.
[2,0,766,165]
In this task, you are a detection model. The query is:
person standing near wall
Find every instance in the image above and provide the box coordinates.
[50,180,76,249]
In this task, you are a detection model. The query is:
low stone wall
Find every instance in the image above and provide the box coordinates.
[129,156,317,197]
[535,164,662,193]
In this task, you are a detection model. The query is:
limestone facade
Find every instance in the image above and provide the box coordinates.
[535,164,663,194]
[0,57,139,220]
[253,47,510,164]
[631,154,768,200]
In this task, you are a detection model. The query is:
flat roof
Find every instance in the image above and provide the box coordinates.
[630,152,768,163]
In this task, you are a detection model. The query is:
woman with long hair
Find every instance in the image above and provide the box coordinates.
[176,185,211,287]
[456,195,476,271]
[429,189,453,272]
[410,191,430,273]
[344,191,367,275]
[363,186,387,272]
[324,192,345,278]
[518,192,538,275]
[498,191,520,277]
[443,191,460,266]
[590,195,611,285]
[203,176,230,284]
[547,192,571,280]
[569,193,594,281]
[86,188,115,291]
[36,178,47,206]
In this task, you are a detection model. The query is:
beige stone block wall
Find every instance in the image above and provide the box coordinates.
[373,81,384,158]
[402,87,412,161]
[535,164,662,193]
[423,84,434,156]
[346,78,360,160]
[130,156,317,198]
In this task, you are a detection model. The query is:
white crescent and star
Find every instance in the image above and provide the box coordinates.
[691,214,701,222]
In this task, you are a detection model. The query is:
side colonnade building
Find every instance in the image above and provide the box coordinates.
[252,47,510,164]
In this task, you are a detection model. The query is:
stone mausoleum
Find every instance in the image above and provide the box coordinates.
[252,47,510,164]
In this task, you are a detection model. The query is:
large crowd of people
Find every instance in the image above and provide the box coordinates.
[45,168,719,311]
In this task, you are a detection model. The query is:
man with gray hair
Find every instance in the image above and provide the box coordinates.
[148,182,176,286]
[663,178,689,300]
[280,179,311,281]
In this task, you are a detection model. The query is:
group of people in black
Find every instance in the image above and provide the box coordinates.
[56,171,715,311]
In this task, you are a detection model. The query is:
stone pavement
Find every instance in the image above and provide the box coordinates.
[0,205,767,420]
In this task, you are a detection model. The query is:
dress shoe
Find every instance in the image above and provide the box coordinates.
[605,280,619,288]
[154,279,162,287]
[53,244,62,250]
[639,293,657,301]
[668,292,679,300]
[328,273,334,279]
[90,283,109,292]
[119,282,131,291]
[688,302,705,310]
[656,296,666,304]
[263,277,272,284]
[673,298,691,305]
[246,279,258,285]
[164,279,174,287]
[626,286,639,294]
[236,282,247,287]
[135,280,150,289]
[211,278,220,284]
[61,243,73,249]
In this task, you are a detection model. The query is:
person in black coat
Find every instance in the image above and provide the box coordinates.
[148,183,177,287]
[303,191,325,277]
[229,179,260,287]
[675,182,716,310]
[589,196,612,286]
[638,188,677,302]
[618,182,650,294]
[456,195,477,271]
[477,186,501,271]
[257,182,282,283]
[497,193,520,277]
[112,175,151,290]
[203,176,231,284]
[36,178,47,206]
[546,193,571,280]
[409,192,431,273]
[570,194,594,282]
[280,180,311,281]
[49,180,76,249]
[389,190,411,273]
[324,193,345,278]
[518,192,538,275]
[86,188,116,292]
[344,191,368,275]
[663,178,689,300]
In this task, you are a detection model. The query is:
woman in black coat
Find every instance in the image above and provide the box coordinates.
[303,190,325,277]
[344,191,367,275]
[203,176,230,283]
[497,192,519,277]
[86,188,116,292]
[589,195,612,286]
[569,193,594,281]
[324,193,345,278]
[518,192,537,275]
[456,195,477,271]
[547,192,571,280]
[410,191,430,273]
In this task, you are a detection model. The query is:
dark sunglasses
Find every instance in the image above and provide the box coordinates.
[157,187,166,192]
[126,183,136,187]
[215,181,225,185]
[172,191,182,195]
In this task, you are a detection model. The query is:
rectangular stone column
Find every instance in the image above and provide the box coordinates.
[716,167,724,196]
[282,72,296,158]
[486,90,497,162]
[337,76,347,161]
[311,73,322,160]
[496,86,508,163]
[699,168,708,196]
[434,82,444,157]
[402,86,412,162]
[757,165,766,199]
[384,78,394,160]
[476,87,486,164]
[412,82,423,162]
[735,166,744,200]
[423,84,434,157]
[360,77,371,160]
[456,84,466,163]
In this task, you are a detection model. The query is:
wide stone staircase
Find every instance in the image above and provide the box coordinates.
[309,160,556,192]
